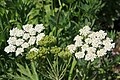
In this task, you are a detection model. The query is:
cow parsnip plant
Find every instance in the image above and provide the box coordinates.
[4,23,72,79]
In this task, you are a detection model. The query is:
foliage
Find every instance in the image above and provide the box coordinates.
[97,0,120,29]
[8,61,39,80]
[44,57,71,80]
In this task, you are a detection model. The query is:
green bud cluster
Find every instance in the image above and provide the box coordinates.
[50,46,62,55]
[38,35,57,47]
[50,46,72,59]
[26,35,72,60]
[26,51,38,60]
[37,47,49,58]
[58,48,72,59]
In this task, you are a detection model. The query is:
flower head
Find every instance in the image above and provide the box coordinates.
[16,39,24,46]
[16,48,24,56]
[97,49,107,57]
[21,42,29,49]
[23,33,30,40]
[16,29,24,37]
[75,51,85,59]
[28,36,36,45]
[4,45,16,53]
[4,24,46,56]
[85,53,97,61]
[7,37,17,45]
[35,24,45,33]
[23,24,33,32]
[29,28,36,36]
[79,26,91,36]
[67,44,76,53]
[67,25,115,61]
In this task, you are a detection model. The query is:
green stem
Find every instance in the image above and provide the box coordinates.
[42,0,45,24]
[68,57,77,80]
[58,0,61,6]
[82,61,91,80]
[87,61,91,69]
[55,2,62,45]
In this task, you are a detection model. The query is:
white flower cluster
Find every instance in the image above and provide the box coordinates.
[67,26,115,61]
[4,24,45,56]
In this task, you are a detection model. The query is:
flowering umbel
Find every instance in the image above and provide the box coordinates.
[67,26,115,61]
[4,24,45,56]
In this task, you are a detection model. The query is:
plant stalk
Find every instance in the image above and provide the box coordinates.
[68,57,77,80]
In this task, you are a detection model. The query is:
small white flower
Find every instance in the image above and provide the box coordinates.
[30,47,39,53]
[83,26,91,31]
[35,24,45,33]
[67,44,76,53]
[10,29,14,36]
[23,33,30,40]
[87,47,96,53]
[85,53,97,61]
[81,44,89,52]
[74,35,83,41]
[36,33,45,44]
[29,28,36,36]
[104,43,115,51]
[75,51,85,59]
[16,48,24,56]
[4,45,16,53]
[23,24,33,32]
[79,26,91,36]
[74,35,83,47]
[16,29,24,37]
[21,42,29,48]
[10,28,19,36]
[91,39,102,48]
[85,38,92,44]
[75,40,83,47]
[97,30,107,39]
[88,32,96,39]
[28,36,36,45]
[97,49,107,57]
[16,39,24,46]
[103,37,115,51]
[7,37,17,45]
[103,37,113,44]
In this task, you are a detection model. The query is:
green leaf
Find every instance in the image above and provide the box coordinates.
[57,28,63,37]
[49,27,56,36]
[8,62,39,80]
